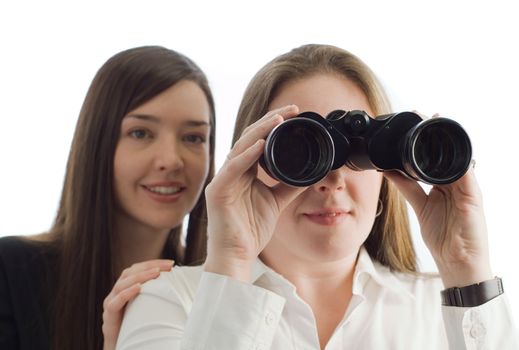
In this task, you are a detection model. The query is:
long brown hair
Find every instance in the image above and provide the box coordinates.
[45,46,215,350]
[233,44,417,273]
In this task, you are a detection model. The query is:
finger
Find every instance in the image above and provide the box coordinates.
[228,105,299,160]
[120,259,174,278]
[228,116,282,161]
[271,182,307,211]
[241,104,299,138]
[112,267,161,294]
[210,140,266,194]
[443,166,482,204]
[383,171,427,215]
[104,283,141,315]
[411,110,431,120]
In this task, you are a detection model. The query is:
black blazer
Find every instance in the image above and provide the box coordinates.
[0,236,56,350]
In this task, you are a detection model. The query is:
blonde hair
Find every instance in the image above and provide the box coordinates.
[233,44,417,272]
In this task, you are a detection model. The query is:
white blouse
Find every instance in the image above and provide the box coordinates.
[116,247,518,349]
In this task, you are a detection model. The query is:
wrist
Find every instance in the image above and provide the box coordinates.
[436,259,493,289]
[204,255,253,283]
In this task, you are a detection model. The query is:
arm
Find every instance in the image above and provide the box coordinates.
[385,164,519,349]
[203,105,304,281]
[441,294,519,349]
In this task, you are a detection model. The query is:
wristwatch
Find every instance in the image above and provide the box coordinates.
[441,277,504,307]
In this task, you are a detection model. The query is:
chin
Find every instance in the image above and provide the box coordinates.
[142,215,184,232]
[305,235,362,260]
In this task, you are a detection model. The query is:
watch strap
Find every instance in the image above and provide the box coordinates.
[441,277,504,307]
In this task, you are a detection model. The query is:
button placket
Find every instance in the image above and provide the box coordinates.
[469,322,487,339]
[265,311,276,326]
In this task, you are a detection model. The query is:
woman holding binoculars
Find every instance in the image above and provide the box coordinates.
[117,44,518,349]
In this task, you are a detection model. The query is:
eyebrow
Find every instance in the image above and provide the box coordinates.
[125,114,211,127]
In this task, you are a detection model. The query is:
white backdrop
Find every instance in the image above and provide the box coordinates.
[1,0,517,320]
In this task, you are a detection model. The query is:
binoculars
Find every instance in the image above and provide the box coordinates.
[260,110,472,186]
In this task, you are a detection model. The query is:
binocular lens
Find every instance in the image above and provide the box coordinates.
[406,119,472,184]
[264,118,334,186]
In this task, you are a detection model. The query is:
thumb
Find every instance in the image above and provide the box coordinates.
[384,171,427,215]
[271,183,307,212]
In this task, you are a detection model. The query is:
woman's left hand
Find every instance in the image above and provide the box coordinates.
[385,165,493,288]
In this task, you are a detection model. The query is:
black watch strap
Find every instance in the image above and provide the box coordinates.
[441,277,504,307]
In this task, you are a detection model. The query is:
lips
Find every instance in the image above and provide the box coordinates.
[303,208,350,226]
[145,186,182,195]
[141,182,186,203]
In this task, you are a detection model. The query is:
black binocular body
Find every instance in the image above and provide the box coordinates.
[260,110,472,186]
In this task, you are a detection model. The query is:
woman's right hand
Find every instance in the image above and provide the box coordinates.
[204,105,306,281]
[102,259,174,350]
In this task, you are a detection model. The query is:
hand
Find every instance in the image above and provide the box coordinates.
[204,105,307,281]
[385,164,493,288]
[102,259,174,350]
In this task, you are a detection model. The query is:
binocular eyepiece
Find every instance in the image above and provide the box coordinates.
[260,110,472,186]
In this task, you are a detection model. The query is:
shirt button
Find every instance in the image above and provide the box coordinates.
[469,323,486,339]
[265,312,276,326]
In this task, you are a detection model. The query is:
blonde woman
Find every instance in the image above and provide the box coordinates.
[117,44,518,349]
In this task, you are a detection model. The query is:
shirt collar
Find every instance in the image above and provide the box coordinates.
[353,246,416,301]
[251,257,285,286]
[251,246,415,301]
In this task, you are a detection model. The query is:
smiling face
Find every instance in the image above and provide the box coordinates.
[113,80,211,235]
[260,73,383,263]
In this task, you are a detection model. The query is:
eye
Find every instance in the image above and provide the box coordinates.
[129,128,152,139]
[183,134,206,144]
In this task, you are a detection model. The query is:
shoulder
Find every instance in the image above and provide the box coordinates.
[391,263,443,285]
[0,235,52,268]
[0,235,34,253]
[388,268,444,317]
[0,235,57,294]
[0,236,41,264]
[0,236,54,349]
[393,270,443,295]
[140,265,204,306]
[371,259,444,301]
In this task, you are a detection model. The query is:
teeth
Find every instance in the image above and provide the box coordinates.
[147,186,182,195]
[319,213,338,217]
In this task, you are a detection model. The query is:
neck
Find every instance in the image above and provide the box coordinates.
[261,245,358,300]
[113,214,172,276]
[261,243,360,349]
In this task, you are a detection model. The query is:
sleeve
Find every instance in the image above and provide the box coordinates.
[0,251,20,350]
[441,293,519,349]
[116,271,286,350]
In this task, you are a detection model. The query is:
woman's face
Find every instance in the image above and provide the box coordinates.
[260,74,383,263]
[113,80,211,233]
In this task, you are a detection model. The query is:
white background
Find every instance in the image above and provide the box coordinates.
[1,1,517,320]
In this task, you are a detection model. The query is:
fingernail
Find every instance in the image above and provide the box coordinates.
[267,115,282,125]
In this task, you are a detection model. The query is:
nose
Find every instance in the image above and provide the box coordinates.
[154,137,184,172]
[313,167,346,193]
